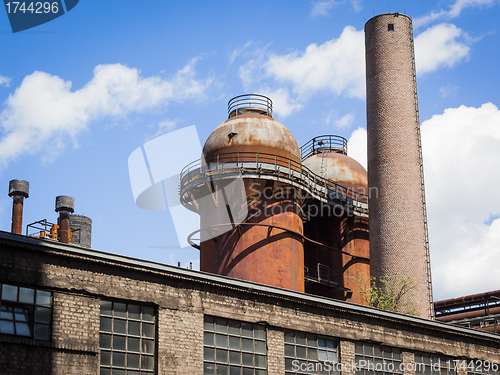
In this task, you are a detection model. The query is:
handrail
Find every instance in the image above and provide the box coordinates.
[179,151,368,216]
[300,135,348,161]
[228,94,273,118]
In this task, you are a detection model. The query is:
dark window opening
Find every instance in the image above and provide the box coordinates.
[388,23,394,31]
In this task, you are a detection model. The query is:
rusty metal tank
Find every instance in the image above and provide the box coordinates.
[301,136,370,304]
[199,94,305,292]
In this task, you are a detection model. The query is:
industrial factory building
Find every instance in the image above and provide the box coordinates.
[1,13,500,375]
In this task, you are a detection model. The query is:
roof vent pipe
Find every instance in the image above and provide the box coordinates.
[55,195,74,244]
[8,179,29,235]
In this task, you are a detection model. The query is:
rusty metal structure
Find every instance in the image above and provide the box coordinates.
[365,13,433,318]
[55,195,75,244]
[435,290,500,334]
[180,94,369,299]
[302,136,369,304]
[8,179,29,235]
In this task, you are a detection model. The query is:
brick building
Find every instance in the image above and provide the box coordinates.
[1,230,499,374]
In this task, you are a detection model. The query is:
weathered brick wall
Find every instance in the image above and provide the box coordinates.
[1,241,499,374]
[340,340,355,375]
[365,13,433,319]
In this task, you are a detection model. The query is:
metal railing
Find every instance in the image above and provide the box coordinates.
[179,151,368,216]
[228,94,273,118]
[300,135,348,161]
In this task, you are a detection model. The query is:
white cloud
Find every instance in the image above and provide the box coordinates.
[415,24,470,75]
[347,103,500,299]
[0,61,212,167]
[0,75,11,87]
[414,0,496,28]
[335,113,355,128]
[259,87,303,118]
[421,102,500,298]
[347,127,367,169]
[264,26,365,98]
[311,0,361,17]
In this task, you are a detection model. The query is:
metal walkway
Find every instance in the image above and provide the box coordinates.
[180,151,369,217]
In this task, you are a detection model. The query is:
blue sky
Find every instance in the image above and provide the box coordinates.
[0,0,499,301]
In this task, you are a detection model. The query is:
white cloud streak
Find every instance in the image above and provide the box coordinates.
[0,75,11,87]
[264,26,365,98]
[347,103,500,299]
[414,0,496,28]
[0,61,212,167]
[414,24,470,75]
[311,0,361,17]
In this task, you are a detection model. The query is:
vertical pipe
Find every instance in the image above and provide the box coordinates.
[365,13,433,318]
[8,180,29,235]
[55,195,75,244]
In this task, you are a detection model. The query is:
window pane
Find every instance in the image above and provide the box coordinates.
[216,334,228,348]
[284,331,295,343]
[241,338,253,352]
[142,322,154,338]
[14,307,29,322]
[142,306,155,322]
[101,317,112,332]
[242,352,253,367]
[36,290,51,307]
[205,347,215,362]
[0,306,14,320]
[114,335,126,351]
[16,322,31,336]
[241,323,252,338]
[34,324,50,340]
[216,349,228,364]
[255,340,266,354]
[308,347,318,361]
[100,334,112,349]
[127,353,140,369]
[101,350,111,366]
[19,287,35,304]
[100,301,112,315]
[128,305,141,320]
[254,325,265,340]
[128,337,140,352]
[141,355,154,370]
[285,344,295,357]
[228,320,240,335]
[230,366,241,375]
[297,346,307,359]
[229,351,241,365]
[255,354,266,368]
[113,319,126,334]
[2,285,18,301]
[0,320,15,334]
[112,352,126,367]
[143,339,154,354]
[215,318,228,333]
[204,363,215,375]
[229,336,240,350]
[128,320,140,336]
[296,332,306,346]
[35,307,51,324]
[205,332,214,346]
[114,303,127,318]
[205,319,214,332]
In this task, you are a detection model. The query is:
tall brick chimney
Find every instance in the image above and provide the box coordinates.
[365,13,433,318]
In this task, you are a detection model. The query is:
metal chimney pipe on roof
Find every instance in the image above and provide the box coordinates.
[8,179,29,235]
[55,195,74,244]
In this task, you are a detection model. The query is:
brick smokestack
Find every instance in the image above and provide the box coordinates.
[365,13,433,318]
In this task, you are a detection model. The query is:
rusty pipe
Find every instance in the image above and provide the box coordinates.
[8,179,29,235]
[434,290,500,310]
[436,305,500,322]
[55,195,74,244]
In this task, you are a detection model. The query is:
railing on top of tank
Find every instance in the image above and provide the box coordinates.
[179,151,368,212]
[300,135,348,161]
[228,94,273,118]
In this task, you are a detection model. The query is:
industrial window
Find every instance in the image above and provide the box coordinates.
[388,23,394,31]
[203,315,267,375]
[355,343,403,375]
[414,353,456,375]
[99,300,156,375]
[284,330,339,374]
[0,283,52,341]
